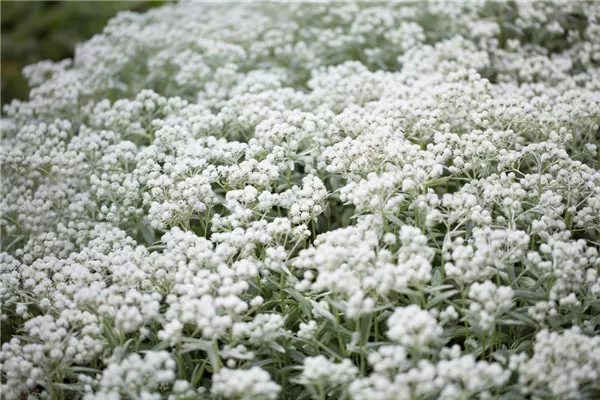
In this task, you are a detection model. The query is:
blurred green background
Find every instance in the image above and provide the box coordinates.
[1,1,165,107]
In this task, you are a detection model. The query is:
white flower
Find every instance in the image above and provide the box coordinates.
[299,356,358,387]
[297,320,318,340]
[511,328,600,399]
[212,367,280,400]
[387,305,443,349]
[468,280,514,332]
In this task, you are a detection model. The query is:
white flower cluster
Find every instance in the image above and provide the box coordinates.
[298,356,359,397]
[510,327,600,399]
[387,305,442,350]
[83,351,177,400]
[468,280,514,332]
[212,367,280,400]
[2,2,600,399]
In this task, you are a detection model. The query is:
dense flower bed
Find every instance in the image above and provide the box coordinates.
[2,2,600,399]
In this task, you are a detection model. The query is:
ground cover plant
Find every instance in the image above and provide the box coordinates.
[1,1,600,399]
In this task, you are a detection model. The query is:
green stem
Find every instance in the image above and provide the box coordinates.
[334,308,347,357]
[317,382,326,400]
[279,272,286,313]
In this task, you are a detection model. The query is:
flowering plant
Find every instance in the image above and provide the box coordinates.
[2,2,600,399]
